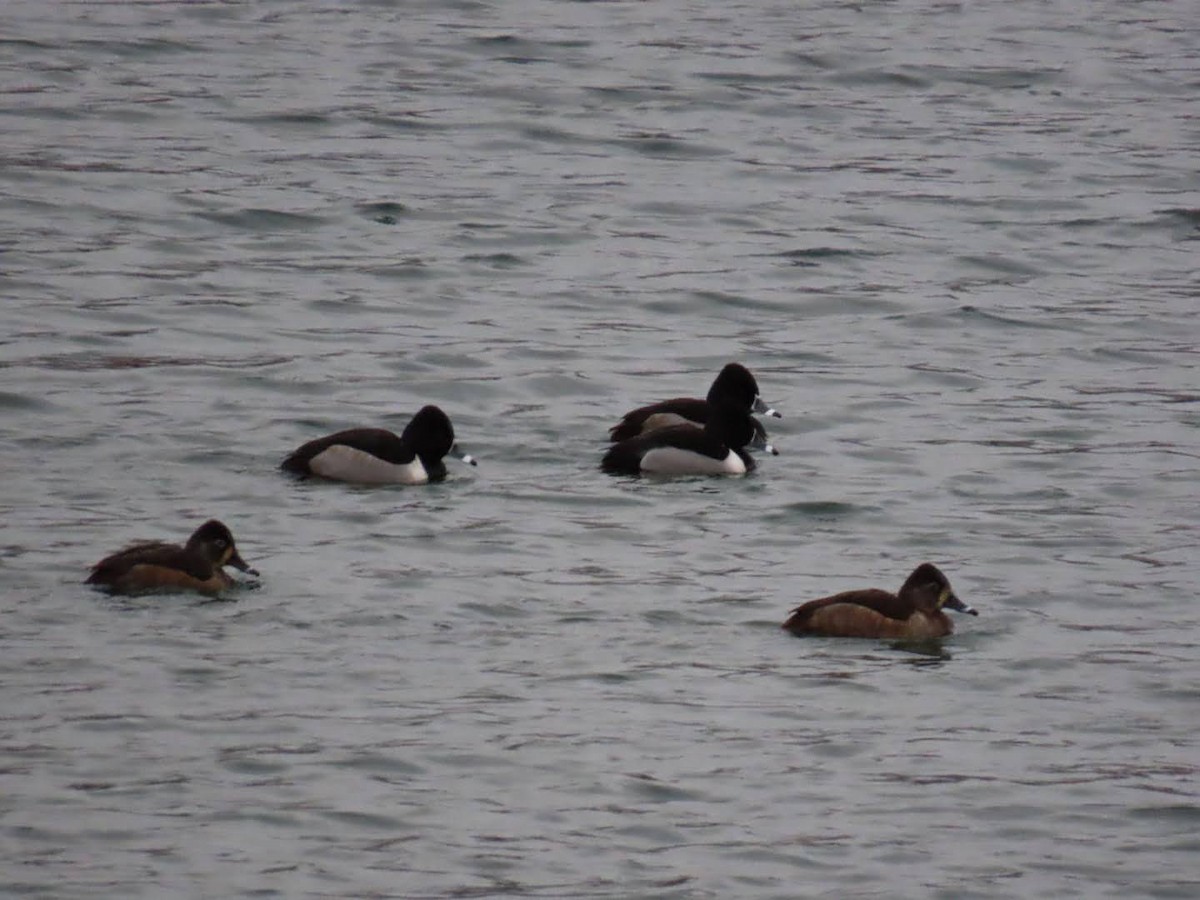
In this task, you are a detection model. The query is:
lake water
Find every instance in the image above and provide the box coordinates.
[2,1,1198,897]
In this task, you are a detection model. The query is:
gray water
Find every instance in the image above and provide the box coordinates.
[2,1,1198,897]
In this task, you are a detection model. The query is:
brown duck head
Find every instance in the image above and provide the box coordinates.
[900,563,977,616]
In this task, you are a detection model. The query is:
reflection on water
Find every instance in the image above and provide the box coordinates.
[891,641,953,665]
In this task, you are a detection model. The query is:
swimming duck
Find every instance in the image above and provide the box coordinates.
[601,402,771,476]
[609,362,780,442]
[781,563,977,640]
[281,404,475,485]
[85,519,258,596]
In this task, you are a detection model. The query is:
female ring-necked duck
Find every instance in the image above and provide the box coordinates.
[281,404,475,485]
[782,563,977,640]
[609,362,780,442]
[86,519,258,596]
[602,402,773,476]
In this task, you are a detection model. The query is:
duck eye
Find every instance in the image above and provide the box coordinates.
[215,539,227,549]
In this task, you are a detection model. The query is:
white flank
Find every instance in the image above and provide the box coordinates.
[309,445,428,485]
[639,447,746,476]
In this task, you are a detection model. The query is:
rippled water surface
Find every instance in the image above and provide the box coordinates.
[2,1,1199,897]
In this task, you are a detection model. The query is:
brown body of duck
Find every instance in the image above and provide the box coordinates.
[86,519,257,596]
[782,563,977,639]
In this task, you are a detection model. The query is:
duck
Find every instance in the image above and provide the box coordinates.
[781,563,977,640]
[601,402,771,476]
[281,404,475,485]
[85,519,258,597]
[609,362,781,442]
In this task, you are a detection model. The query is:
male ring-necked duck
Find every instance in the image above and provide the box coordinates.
[601,402,772,476]
[281,404,475,485]
[86,519,258,596]
[781,563,977,640]
[609,362,780,442]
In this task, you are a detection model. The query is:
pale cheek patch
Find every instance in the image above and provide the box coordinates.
[310,445,428,485]
[640,447,746,476]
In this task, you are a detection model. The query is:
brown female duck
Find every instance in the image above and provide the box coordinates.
[86,519,257,596]
[782,563,977,639]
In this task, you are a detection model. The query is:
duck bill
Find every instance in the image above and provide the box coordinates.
[943,593,978,616]
[752,396,781,419]
[749,423,780,456]
[228,550,259,576]
[452,443,478,466]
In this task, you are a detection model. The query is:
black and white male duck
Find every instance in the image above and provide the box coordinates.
[281,404,475,485]
[601,402,771,476]
[608,362,780,442]
[86,519,258,597]
[781,563,978,640]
